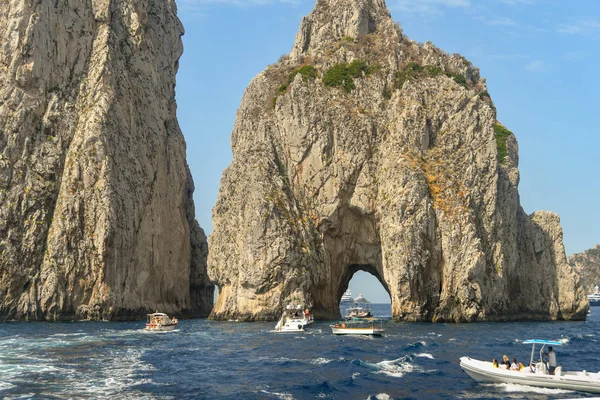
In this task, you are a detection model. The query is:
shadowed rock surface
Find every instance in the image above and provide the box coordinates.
[0,0,213,320]
[208,0,586,322]
[570,245,600,294]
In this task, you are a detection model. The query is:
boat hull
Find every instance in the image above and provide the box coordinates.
[275,316,313,333]
[460,357,600,393]
[330,326,383,336]
[145,323,178,332]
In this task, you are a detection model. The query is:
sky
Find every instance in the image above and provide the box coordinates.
[175,0,600,304]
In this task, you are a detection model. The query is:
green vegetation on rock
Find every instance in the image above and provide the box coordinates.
[493,123,513,163]
[395,62,468,89]
[323,60,373,93]
[279,65,318,93]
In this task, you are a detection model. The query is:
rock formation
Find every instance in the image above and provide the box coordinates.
[208,0,587,322]
[570,245,600,294]
[0,0,213,320]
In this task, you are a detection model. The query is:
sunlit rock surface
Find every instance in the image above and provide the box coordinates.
[0,0,213,320]
[208,0,587,322]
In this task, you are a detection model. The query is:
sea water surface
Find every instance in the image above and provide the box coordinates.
[1,304,600,399]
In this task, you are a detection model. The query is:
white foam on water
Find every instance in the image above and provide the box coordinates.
[373,357,416,378]
[351,372,360,380]
[414,353,434,359]
[375,394,392,400]
[492,383,574,394]
[260,389,295,399]
[50,332,86,337]
[311,358,333,365]
[0,381,15,391]
[559,338,570,344]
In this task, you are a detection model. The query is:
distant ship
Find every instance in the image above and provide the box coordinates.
[354,293,370,304]
[588,286,600,306]
[341,289,353,303]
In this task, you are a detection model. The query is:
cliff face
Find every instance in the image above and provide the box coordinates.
[208,0,587,322]
[0,0,213,320]
[570,245,600,294]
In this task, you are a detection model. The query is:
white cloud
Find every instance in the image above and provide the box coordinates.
[558,17,600,36]
[392,0,470,17]
[524,60,545,72]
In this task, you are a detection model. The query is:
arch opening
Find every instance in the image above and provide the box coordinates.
[337,264,391,317]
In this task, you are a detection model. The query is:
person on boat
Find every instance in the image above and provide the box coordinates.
[518,362,525,371]
[501,355,510,369]
[529,362,536,373]
[510,358,519,371]
[543,346,557,375]
[492,359,499,368]
[304,309,310,318]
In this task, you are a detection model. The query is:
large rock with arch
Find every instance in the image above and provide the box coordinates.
[208,0,587,321]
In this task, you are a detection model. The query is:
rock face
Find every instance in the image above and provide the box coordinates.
[208,0,588,322]
[570,245,600,294]
[0,0,213,320]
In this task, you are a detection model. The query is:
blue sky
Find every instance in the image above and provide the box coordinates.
[175,0,599,303]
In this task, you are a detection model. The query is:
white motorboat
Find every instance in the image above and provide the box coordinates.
[274,305,314,333]
[460,339,600,393]
[588,286,600,306]
[341,289,354,303]
[145,312,178,331]
[330,318,383,336]
[344,306,373,320]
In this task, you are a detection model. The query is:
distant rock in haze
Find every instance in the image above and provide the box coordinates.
[570,245,600,294]
[208,0,587,322]
[0,0,213,320]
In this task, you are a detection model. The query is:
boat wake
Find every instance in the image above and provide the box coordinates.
[488,383,574,394]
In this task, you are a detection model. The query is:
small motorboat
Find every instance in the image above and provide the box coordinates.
[460,339,600,393]
[588,286,600,306]
[274,305,314,333]
[145,312,178,331]
[330,318,383,336]
[344,306,373,320]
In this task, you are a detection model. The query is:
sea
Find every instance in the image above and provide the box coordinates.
[1,303,600,400]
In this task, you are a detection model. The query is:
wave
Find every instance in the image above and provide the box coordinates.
[367,394,392,400]
[311,358,333,365]
[260,389,295,399]
[414,353,434,359]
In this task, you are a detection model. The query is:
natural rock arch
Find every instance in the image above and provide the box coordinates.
[207,0,587,322]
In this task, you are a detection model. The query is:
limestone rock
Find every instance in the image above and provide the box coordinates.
[570,245,600,294]
[0,0,213,320]
[208,0,587,322]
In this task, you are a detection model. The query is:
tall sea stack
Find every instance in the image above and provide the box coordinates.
[208,0,587,321]
[0,0,213,320]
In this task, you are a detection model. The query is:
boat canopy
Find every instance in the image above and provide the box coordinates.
[522,340,563,345]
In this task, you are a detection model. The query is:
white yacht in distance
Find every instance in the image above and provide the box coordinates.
[588,285,600,306]
[354,293,370,304]
[341,289,353,303]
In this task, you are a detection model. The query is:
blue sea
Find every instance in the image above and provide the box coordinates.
[1,304,600,399]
